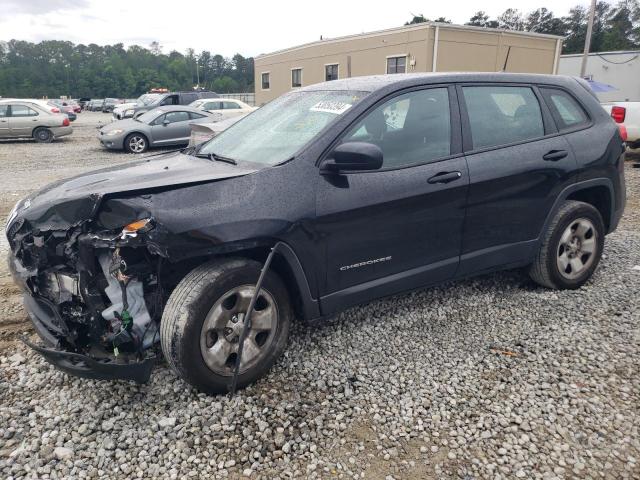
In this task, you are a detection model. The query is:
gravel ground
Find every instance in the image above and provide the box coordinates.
[0,115,639,479]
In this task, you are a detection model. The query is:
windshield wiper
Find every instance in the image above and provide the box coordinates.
[195,152,237,165]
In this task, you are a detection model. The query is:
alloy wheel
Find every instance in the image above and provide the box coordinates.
[556,217,598,280]
[199,285,278,376]
[128,135,146,153]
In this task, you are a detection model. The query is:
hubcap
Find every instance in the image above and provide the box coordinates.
[199,285,278,376]
[556,218,597,280]
[129,136,145,153]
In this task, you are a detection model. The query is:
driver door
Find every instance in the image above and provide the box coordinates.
[150,111,192,144]
[314,86,469,314]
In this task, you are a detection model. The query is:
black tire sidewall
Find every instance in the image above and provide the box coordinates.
[124,133,147,153]
[34,128,52,143]
[174,263,291,394]
[546,204,605,289]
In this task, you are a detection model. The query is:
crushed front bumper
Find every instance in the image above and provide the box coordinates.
[22,338,155,383]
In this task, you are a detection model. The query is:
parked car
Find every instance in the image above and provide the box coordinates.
[131,91,218,117]
[189,98,256,121]
[67,100,82,114]
[0,99,72,142]
[47,101,76,121]
[188,114,249,146]
[602,102,639,150]
[6,73,626,394]
[102,98,122,113]
[78,98,91,110]
[98,105,218,153]
[112,93,163,120]
[87,99,105,111]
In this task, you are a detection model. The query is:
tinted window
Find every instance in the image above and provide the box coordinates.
[541,88,589,130]
[0,105,8,117]
[463,86,544,149]
[342,88,451,168]
[11,105,38,117]
[161,95,179,106]
[151,114,166,125]
[189,112,206,119]
[164,111,190,123]
[182,93,197,104]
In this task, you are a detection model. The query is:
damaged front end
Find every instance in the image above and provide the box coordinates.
[7,203,165,383]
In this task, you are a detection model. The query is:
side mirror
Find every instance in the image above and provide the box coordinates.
[321,142,383,174]
[162,119,170,126]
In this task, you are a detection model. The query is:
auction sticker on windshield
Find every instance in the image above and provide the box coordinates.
[310,101,352,115]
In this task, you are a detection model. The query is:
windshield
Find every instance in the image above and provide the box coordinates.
[137,108,165,123]
[138,93,162,106]
[199,90,367,165]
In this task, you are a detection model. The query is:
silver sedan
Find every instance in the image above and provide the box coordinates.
[98,105,218,153]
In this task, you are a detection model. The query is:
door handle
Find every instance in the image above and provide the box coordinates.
[427,171,462,184]
[543,150,568,161]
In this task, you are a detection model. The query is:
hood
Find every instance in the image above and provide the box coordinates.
[11,152,259,231]
[100,118,140,132]
[114,102,136,112]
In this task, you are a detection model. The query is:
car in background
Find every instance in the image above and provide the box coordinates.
[78,98,91,110]
[0,99,72,142]
[47,100,77,121]
[86,99,105,111]
[112,93,163,120]
[188,114,249,147]
[602,102,639,151]
[131,91,218,117]
[67,100,82,113]
[189,98,256,121]
[102,98,122,113]
[98,105,219,153]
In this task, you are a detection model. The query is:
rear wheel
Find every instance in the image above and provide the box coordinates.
[160,258,291,394]
[33,127,53,143]
[124,133,148,153]
[529,200,604,289]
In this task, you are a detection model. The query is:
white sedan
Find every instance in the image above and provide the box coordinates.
[188,98,256,121]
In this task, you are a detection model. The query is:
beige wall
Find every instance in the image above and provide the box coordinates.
[255,24,560,104]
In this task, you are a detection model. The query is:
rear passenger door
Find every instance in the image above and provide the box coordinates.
[0,105,9,137]
[457,84,577,276]
[8,104,40,137]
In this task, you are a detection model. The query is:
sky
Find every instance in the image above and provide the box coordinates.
[0,0,603,57]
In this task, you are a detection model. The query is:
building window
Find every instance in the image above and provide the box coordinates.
[386,56,406,74]
[261,72,270,90]
[325,64,339,81]
[291,68,302,88]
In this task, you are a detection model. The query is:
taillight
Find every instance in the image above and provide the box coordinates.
[62,117,70,127]
[50,107,60,113]
[611,106,626,123]
[618,124,627,142]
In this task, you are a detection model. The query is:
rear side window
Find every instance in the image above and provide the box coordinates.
[540,88,589,131]
[463,86,544,149]
[342,87,451,168]
[11,105,39,117]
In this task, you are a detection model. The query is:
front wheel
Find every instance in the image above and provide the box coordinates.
[124,133,148,153]
[33,127,53,143]
[160,258,291,394]
[529,200,605,289]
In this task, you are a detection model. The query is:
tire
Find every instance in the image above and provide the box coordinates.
[124,133,148,154]
[529,200,605,289]
[161,258,292,394]
[33,127,53,143]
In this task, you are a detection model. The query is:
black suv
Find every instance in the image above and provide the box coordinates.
[6,73,626,394]
[131,91,219,117]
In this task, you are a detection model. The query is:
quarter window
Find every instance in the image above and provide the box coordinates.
[291,68,302,88]
[341,88,451,168]
[261,72,270,90]
[541,88,589,130]
[386,56,406,74]
[11,105,38,117]
[325,64,339,81]
[462,86,544,149]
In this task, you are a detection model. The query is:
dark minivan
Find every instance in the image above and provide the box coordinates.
[131,91,219,117]
[6,73,626,394]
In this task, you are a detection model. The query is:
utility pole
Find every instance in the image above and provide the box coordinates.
[580,0,597,78]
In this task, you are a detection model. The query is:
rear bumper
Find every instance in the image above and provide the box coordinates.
[51,126,73,138]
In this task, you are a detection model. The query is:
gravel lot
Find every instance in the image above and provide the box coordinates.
[0,113,639,479]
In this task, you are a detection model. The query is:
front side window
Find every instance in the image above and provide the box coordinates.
[189,112,207,119]
[0,105,8,117]
[261,72,270,90]
[326,64,339,81]
[203,101,222,110]
[291,69,302,88]
[341,88,451,168]
[161,95,179,106]
[200,90,367,166]
[541,88,589,130]
[386,56,406,74]
[463,86,544,149]
[11,105,38,117]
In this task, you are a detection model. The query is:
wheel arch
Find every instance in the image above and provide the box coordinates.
[124,131,150,151]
